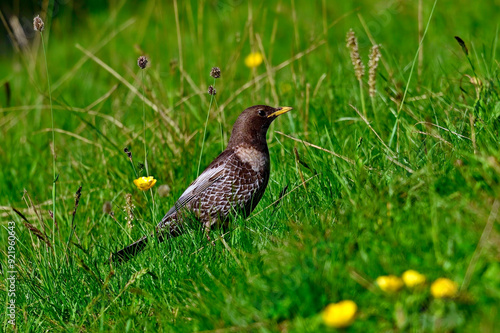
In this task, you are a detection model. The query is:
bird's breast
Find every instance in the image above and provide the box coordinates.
[234,145,269,173]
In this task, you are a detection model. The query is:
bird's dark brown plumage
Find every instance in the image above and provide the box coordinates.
[113,105,292,262]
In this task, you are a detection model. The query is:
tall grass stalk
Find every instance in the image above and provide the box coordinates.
[141,69,149,177]
[358,79,366,117]
[40,31,57,252]
[197,77,217,176]
[388,0,438,151]
[346,29,366,117]
[138,58,156,221]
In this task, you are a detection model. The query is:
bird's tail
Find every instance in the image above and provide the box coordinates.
[112,235,149,263]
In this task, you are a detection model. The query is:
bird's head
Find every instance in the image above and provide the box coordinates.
[227,105,293,149]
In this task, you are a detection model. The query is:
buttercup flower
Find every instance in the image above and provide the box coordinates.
[431,278,458,299]
[244,52,263,68]
[376,275,404,293]
[402,270,426,288]
[133,176,157,191]
[322,300,357,328]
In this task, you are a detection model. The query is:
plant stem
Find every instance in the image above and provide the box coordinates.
[370,96,379,131]
[359,79,366,118]
[140,70,156,222]
[197,78,216,176]
[141,70,149,176]
[41,32,57,249]
[389,0,438,149]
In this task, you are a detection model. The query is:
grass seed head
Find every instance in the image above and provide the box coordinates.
[454,36,469,56]
[208,85,216,95]
[368,44,381,97]
[123,147,133,162]
[73,186,82,215]
[346,29,365,80]
[124,193,135,227]
[137,56,148,69]
[33,15,44,32]
[210,67,221,79]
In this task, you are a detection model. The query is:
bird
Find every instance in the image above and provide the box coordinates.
[112,105,292,263]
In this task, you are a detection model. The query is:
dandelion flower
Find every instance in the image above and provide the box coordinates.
[322,300,357,328]
[402,270,426,288]
[431,278,458,299]
[245,52,263,68]
[133,176,157,191]
[376,275,404,293]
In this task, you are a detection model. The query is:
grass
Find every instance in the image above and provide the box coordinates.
[1,0,500,331]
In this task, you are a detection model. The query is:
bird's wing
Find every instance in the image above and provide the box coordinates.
[158,150,234,225]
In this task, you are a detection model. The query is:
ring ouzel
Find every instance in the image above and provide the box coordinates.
[113,105,292,262]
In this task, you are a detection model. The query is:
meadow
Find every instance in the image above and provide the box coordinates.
[1,0,499,331]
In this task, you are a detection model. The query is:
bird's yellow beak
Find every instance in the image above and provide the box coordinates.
[268,106,293,118]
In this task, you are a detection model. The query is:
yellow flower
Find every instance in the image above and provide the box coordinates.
[376,275,404,293]
[431,278,458,299]
[133,176,157,191]
[244,52,263,68]
[402,270,426,288]
[322,300,357,328]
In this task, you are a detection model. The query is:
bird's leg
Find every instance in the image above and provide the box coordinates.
[204,226,212,243]
[204,225,217,246]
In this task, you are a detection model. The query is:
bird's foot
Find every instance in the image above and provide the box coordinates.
[205,229,216,246]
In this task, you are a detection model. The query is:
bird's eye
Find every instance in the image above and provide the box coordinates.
[258,110,266,117]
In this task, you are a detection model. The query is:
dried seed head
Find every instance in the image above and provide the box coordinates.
[454,36,468,56]
[137,56,148,69]
[158,184,171,197]
[208,85,216,95]
[124,193,135,225]
[346,29,365,80]
[73,186,82,216]
[368,45,381,98]
[123,147,133,161]
[210,67,221,79]
[74,186,82,205]
[103,201,113,214]
[33,15,44,32]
